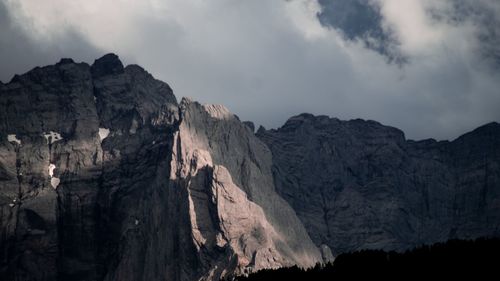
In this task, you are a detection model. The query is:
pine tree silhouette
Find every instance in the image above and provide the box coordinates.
[224,238,500,281]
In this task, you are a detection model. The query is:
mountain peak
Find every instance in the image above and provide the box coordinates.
[56,58,75,65]
[476,121,500,132]
[91,53,124,77]
[470,122,500,137]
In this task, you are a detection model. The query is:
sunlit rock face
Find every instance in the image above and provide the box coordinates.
[0,54,321,281]
[257,114,500,255]
[173,99,321,280]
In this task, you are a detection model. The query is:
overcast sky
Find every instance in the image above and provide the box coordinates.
[1,0,499,140]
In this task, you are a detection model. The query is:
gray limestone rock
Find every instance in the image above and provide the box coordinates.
[243,121,255,133]
[0,55,321,281]
[0,54,181,281]
[172,99,321,280]
[1,53,499,281]
[257,113,500,255]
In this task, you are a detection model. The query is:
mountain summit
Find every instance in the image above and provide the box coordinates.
[1,54,499,281]
[0,54,321,281]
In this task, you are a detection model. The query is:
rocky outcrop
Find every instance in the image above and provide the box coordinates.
[0,54,321,281]
[0,53,181,281]
[171,99,321,280]
[257,114,500,254]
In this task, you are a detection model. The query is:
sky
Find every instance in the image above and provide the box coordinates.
[1,0,499,140]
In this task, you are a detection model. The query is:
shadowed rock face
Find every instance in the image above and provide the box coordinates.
[0,55,321,281]
[257,114,500,255]
[0,54,181,281]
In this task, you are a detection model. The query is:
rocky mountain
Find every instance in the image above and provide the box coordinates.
[0,54,499,280]
[257,114,500,255]
[0,54,321,281]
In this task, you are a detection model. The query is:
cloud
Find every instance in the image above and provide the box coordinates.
[0,1,101,83]
[1,0,499,140]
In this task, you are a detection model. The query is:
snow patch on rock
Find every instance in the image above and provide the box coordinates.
[43,131,63,144]
[99,128,110,141]
[48,164,56,178]
[7,134,21,145]
[48,163,60,188]
[51,177,60,189]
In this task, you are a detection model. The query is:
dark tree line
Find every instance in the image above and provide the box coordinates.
[224,238,500,280]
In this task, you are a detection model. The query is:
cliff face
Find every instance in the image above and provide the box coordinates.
[0,54,321,281]
[171,99,321,280]
[1,54,499,281]
[257,114,500,254]
[0,54,181,281]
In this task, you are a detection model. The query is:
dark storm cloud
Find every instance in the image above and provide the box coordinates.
[316,0,404,63]
[0,1,101,83]
[0,0,499,140]
[317,0,382,40]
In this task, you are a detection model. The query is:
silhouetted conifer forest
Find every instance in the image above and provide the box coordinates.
[224,238,500,280]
